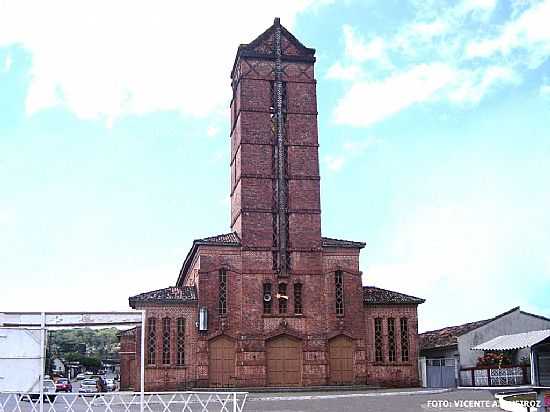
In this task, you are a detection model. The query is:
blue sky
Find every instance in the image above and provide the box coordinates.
[1,0,549,331]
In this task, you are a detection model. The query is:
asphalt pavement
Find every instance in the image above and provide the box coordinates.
[0,388,502,412]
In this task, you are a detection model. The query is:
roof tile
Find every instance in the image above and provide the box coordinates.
[363,286,425,305]
[129,286,197,307]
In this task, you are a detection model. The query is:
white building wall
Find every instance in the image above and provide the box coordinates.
[458,309,550,368]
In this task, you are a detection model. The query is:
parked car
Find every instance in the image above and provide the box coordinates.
[23,380,57,401]
[105,379,116,392]
[78,379,99,395]
[76,373,86,380]
[55,378,72,393]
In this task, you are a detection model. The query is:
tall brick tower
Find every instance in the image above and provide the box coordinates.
[230,17,321,277]
[126,18,424,391]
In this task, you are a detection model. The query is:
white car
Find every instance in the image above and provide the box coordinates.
[105,379,117,392]
[76,373,86,380]
[78,379,98,394]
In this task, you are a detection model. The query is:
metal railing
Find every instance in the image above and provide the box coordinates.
[0,391,248,412]
[460,365,530,387]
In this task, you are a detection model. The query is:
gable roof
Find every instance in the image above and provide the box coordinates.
[231,17,316,78]
[322,236,366,249]
[129,286,197,308]
[420,306,520,351]
[176,232,241,287]
[363,286,425,305]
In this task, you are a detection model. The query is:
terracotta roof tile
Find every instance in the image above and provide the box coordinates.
[197,232,241,245]
[363,286,425,305]
[129,286,197,307]
[321,237,366,249]
[419,307,521,351]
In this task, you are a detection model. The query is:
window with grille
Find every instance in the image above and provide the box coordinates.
[335,270,344,315]
[388,318,396,362]
[218,269,227,316]
[278,283,287,314]
[176,317,185,366]
[374,318,383,363]
[263,283,272,314]
[294,283,303,314]
[162,317,171,365]
[147,318,156,365]
[400,318,409,362]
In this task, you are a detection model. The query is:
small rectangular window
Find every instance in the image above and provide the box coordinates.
[219,269,227,316]
[400,318,409,362]
[147,318,156,365]
[294,283,302,315]
[263,283,272,314]
[278,283,287,314]
[162,317,171,365]
[176,318,185,366]
[388,318,396,362]
[335,270,344,315]
[374,318,383,363]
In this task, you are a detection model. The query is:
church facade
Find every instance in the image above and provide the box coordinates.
[120,19,424,390]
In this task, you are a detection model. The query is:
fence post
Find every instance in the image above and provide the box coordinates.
[233,392,237,412]
[471,369,475,387]
[39,312,46,412]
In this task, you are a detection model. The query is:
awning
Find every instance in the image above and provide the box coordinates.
[472,329,550,351]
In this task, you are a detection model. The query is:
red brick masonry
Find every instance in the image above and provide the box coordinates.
[121,18,424,390]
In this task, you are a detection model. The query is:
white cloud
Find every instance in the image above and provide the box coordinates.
[0,0,329,122]
[323,155,346,172]
[540,82,550,100]
[466,0,550,64]
[207,126,220,138]
[0,209,16,226]
[3,54,12,72]
[325,62,362,80]
[342,25,390,66]
[334,63,456,127]
[448,66,521,104]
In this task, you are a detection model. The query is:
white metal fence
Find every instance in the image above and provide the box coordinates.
[0,392,248,412]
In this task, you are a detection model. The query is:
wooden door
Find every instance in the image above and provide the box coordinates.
[209,336,235,387]
[266,335,302,386]
[329,335,354,384]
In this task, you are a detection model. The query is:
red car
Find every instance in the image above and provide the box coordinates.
[55,378,72,393]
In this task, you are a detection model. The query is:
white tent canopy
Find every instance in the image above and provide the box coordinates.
[472,329,550,351]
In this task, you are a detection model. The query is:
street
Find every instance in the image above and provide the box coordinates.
[0,389,501,412]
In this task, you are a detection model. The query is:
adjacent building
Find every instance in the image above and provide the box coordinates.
[120,18,425,390]
[420,306,550,388]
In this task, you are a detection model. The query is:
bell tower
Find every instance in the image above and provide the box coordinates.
[230,18,321,276]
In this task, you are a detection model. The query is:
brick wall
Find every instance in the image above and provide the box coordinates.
[364,305,420,387]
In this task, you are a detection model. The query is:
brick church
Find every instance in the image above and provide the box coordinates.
[120,19,425,390]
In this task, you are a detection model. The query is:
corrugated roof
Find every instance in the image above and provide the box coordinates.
[129,286,197,308]
[363,286,425,305]
[472,329,550,351]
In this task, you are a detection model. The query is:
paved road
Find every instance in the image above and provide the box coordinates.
[245,389,500,412]
[0,389,501,412]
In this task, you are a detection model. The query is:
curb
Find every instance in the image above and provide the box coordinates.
[248,388,452,402]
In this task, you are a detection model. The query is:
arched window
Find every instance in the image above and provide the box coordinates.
[218,269,227,316]
[162,317,171,365]
[374,318,383,363]
[176,318,185,366]
[400,318,409,362]
[147,318,156,365]
[263,283,272,314]
[388,318,396,362]
[294,283,303,315]
[278,283,288,314]
[335,270,344,315]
